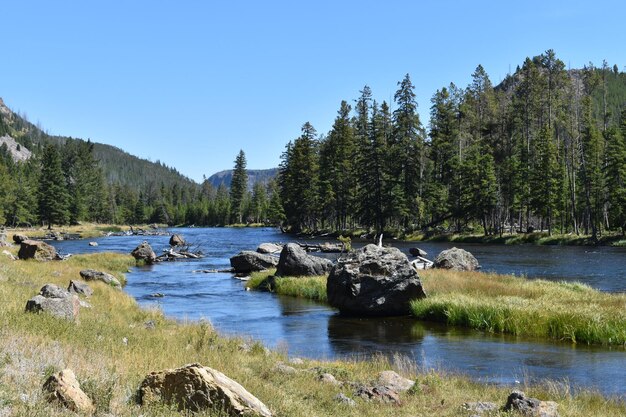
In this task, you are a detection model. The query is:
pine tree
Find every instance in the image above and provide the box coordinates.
[605,112,626,234]
[230,150,248,224]
[38,144,70,228]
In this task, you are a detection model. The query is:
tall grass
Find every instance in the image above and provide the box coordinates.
[247,269,328,302]
[411,270,626,345]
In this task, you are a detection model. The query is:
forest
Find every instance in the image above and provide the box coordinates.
[278,50,626,239]
[0,50,625,239]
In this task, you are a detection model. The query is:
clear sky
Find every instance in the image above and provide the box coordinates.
[1,0,624,182]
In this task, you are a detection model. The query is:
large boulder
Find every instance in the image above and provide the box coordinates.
[137,363,272,416]
[230,251,278,273]
[25,284,80,321]
[504,391,559,417]
[79,269,121,287]
[256,243,282,254]
[169,234,186,247]
[131,241,156,263]
[327,244,426,316]
[18,239,57,261]
[43,369,95,415]
[275,243,333,277]
[433,247,480,271]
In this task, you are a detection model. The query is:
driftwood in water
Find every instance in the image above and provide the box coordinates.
[296,242,344,253]
[193,268,235,273]
[156,247,204,262]
[410,256,434,271]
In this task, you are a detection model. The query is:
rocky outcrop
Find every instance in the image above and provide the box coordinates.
[169,234,186,247]
[18,239,58,261]
[230,251,279,273]
[25,284,80,321]
[256,243,282,254]
[68,280,93,297]
[0,229,7,247]
[43,369,95,414]
[131,241,156,263]
[275,243,333,277]
[80,269,121,287]
[504,391,559,417]
[433,247,480,271]
[137,363,272,416]
[12,234,28,244]
[327,244,426,316]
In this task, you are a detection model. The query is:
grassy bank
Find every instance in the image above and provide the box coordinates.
[0,254,624,416]
[412,270,626,345]
[247,269,626,346]
[404,231,626,247]
[248,269,327,302]
[6,223,137,240]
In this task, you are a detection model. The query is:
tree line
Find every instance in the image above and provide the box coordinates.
[278,50,626,238]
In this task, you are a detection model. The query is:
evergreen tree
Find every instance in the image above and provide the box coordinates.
[605,113,626,234]
[38,144,70,228]
[230,150,248,224]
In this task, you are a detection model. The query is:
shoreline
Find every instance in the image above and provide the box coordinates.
[0,249,624,415]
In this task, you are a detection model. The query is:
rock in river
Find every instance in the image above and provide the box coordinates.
[169,233,186,246]
[327,244,426,316]
[137,363,272,416]
[433,247,480,271]
[275,243,333,277]
[230,251,278,273]
[131,241,157,264]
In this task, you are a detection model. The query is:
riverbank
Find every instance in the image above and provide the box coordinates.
[247,269,626,346]
[404,231,626,247]
[1,252,623,415]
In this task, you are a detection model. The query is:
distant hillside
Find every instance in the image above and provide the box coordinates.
[0,97,198,190]
[207,168,278,190]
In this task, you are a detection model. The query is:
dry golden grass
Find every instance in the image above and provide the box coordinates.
[0,252,623,416]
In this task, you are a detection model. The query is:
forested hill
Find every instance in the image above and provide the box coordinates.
[276,51,626,239]
[0,98,197,190]
[207,168,279,190]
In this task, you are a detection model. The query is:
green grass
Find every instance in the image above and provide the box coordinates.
[404,231,626,246]
[412,270,626,345]
[0,254,623,415]
[247,269,328,302]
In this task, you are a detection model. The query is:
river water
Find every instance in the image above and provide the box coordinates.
[51,227,626,397]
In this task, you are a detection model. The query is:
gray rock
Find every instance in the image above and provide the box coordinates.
[334,393,356,406]
[288,357,304,365]
[25,284,80,321]
[230,251,278,273]
[327,244,426,316]
[131,241,156,264]
[354,384,401,404]
[18,239,58,261]
[433,247,480,271]
[256,243,282,254]
[13,234,28,244]
[169,234,185,246]
[0,229,7,247]
[137,363,272,416]
[376,370,414,392]
[275,243,333,277]
[88,241,98,247]
[274,363,297,375]
[504,391,559,417]
[462,401,498,414]
[319,373,340,385]
[79,269,121,287]
[67,280,93,297]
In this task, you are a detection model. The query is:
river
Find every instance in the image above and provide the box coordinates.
[50,227,626,398]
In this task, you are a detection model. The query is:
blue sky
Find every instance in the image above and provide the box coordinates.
[1,1,624,182]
